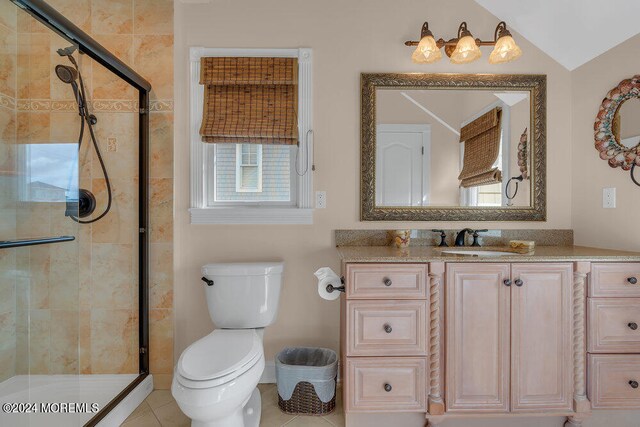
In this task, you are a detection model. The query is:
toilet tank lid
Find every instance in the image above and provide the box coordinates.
[202,262,284,277]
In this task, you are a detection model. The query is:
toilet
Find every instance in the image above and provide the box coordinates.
[172,262,284,427]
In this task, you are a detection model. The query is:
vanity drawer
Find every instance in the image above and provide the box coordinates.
[345,357,426,412]
[590,263,640,298]
[588,298,640,353]
[588,354,640,409]
[346,300,427,356]
[345,264,427,299]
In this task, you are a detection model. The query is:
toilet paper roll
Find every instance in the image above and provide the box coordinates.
[314,267,342,301]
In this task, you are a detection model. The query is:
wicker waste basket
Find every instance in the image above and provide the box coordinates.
[275,347,338,415]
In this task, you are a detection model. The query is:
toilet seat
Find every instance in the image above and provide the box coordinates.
[176,329,262,389]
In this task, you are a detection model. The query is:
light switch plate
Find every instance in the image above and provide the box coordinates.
[603,187,616,208]
[315,191,326,209]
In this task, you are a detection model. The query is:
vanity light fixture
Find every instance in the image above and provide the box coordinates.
[406,21,522,64]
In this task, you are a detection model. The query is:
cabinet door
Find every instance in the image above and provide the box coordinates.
[446,263,511,412]
[510,263,573,412]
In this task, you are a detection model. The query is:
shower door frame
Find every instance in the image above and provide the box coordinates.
[9,0,152,425]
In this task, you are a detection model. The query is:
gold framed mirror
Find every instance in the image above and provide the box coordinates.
[361,73,546,221]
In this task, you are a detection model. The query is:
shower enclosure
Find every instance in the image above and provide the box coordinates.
[1,0,150,425]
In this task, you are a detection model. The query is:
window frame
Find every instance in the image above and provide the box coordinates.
[189,47,313,224]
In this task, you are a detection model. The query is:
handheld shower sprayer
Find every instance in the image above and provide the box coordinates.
[54,64,85,117]
[56,45,112,223]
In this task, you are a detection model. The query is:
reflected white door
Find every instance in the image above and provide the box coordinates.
[375,124,430,206]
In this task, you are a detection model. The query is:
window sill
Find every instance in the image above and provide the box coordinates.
[189,207,313,225]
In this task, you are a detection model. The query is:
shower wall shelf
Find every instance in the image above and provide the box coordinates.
[9,1,152,426]
[0,235,75,249]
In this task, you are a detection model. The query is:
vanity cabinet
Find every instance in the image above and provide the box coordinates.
[446,263,573,413]
[338,246,640,426]
[587,263,640,409]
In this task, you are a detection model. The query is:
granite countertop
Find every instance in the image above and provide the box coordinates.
[337,245,640,263]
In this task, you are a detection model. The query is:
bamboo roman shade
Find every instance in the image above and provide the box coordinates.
[199,57,299,145]
[458,107,503,188]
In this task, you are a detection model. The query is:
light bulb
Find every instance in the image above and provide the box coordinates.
[450,35,482,64]
[411,35,442,64]
[489,35,522,64]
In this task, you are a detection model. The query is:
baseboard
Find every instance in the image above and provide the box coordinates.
[259,361,342,384]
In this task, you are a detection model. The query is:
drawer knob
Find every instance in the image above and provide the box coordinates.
[384,383,392,392]
[383,324,393,333]
[515,279,524,287]
[503,279,512,287]
[629,322,638,331]
[383,278,393,287]
[630,380,639,389]
[628,277,638,285]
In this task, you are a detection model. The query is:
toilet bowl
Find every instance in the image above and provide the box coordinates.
[172,262,283,427]
[172,330,264,427]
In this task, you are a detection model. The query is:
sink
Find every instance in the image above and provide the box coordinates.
[440,249,517,257]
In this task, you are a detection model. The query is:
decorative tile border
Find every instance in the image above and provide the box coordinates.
[150,100,173,112]
[0,93,15,110]
[335,229,574,247]
[14,99,174,113]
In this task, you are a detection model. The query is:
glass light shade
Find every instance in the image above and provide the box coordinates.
[411,35,442,64]
[449,35,482,64]
[489,35,522,64]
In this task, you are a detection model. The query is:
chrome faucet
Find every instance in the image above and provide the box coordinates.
[454,228,474,246]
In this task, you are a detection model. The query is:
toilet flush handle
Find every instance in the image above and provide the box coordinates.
[201,277,214,286]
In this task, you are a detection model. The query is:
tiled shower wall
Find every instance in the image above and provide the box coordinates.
[0,0,174,387]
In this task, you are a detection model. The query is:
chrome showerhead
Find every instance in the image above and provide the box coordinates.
[55,64,78,84]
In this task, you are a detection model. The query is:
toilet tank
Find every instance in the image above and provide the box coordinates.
[201,262,284,328]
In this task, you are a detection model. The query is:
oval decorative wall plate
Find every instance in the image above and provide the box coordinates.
[594,75,640,170]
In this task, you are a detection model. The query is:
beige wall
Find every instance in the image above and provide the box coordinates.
[174,0,571,364]
[571,33,640,252]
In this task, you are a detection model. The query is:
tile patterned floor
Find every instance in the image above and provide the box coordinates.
[122,385,345,427]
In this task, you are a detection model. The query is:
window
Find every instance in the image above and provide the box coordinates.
[476,182,503,206]
[236,144,262,193]
[190,48,313,224]
[209,144,295,203]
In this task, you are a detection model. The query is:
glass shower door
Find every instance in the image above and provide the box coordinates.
[2,2,148,425]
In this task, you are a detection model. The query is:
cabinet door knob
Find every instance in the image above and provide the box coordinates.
[629,322,638,331]
[628,277,638,285]
[503,279,512,287]
[383,324,392,333]
[514,279,524,287]
[383,278,392,287]
[630,380,639,389]
[384,383,392,392]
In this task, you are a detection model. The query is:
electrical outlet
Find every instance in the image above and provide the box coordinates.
[315,191,326,209]
[603,187,616,208]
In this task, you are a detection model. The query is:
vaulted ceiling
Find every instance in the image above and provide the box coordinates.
[474,0,640,70]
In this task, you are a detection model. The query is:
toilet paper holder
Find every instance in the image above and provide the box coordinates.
[325,276,345,294]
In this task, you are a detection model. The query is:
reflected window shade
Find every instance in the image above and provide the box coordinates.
[458,107,502,187]
[199,57,299,145]
[460,169,503,188]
